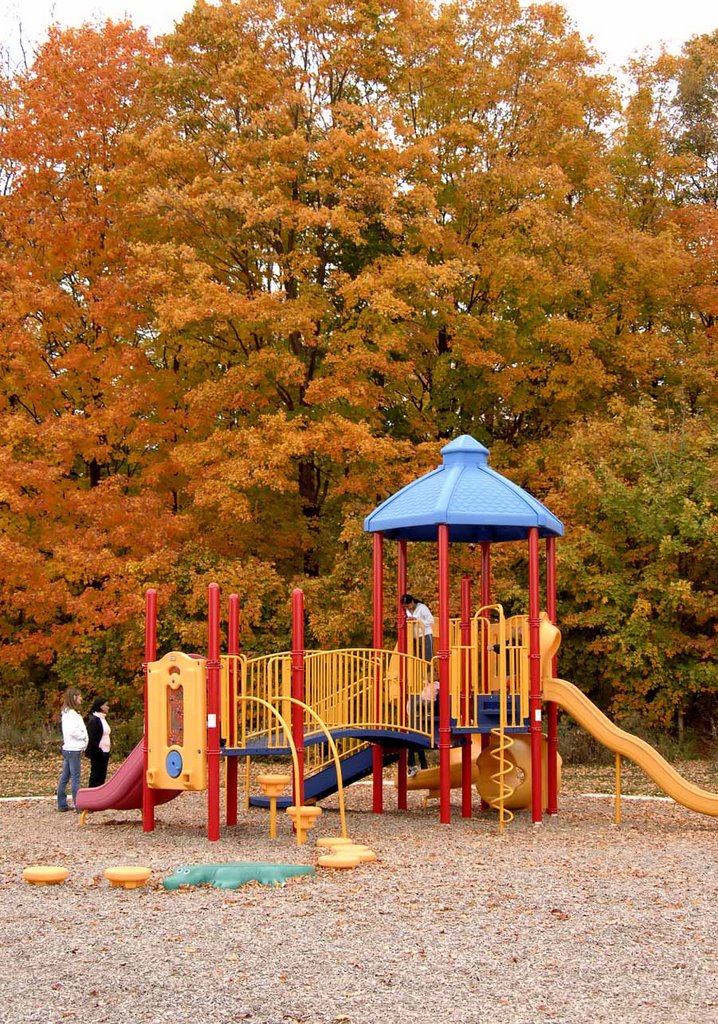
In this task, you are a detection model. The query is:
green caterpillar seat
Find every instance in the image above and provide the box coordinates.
[162,862,315,890]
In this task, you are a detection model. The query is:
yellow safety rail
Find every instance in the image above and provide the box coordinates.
[451,613,485,728]
[221,651,372,781]
[219,614,532,792]
[223,647,439,781]
[304,647,435,737]
[222,652,293,750]
[221,653,245,748]
[220,621,532,743]
[460,610,530,727]
[442,612,527,729]
[303,646,437,782]
[505,614,530,724]
[234,695,305,845]
[282,696,349,840]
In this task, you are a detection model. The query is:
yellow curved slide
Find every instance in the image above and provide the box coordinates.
[544,677,718,817]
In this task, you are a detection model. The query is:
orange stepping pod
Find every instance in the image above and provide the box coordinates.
[341,844,377,863]
[317,851,361,869]
[23,865,69,886]
[285,805,322,845]
[256,773,291,841]
[103,866,152,889]
[316,836,354,849]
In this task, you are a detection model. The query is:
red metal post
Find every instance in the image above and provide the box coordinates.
[528,528,543,825]
[142,588,157,833]
[226,593,240,826]
[372,532,384,813]
[397,539,408,810]
[204,585,221,839]
[546,537,559,815]
[438,524,451,824]
[460,576,472,817]
[207,583,222,841]
[480,544,491,603]
[291,588,306,809]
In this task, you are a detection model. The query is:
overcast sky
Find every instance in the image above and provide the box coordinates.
[1,0,717,71]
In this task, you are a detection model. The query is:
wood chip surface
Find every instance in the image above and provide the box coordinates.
[1,779,716,1024]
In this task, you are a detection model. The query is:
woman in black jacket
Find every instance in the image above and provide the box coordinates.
[86,697,112,788]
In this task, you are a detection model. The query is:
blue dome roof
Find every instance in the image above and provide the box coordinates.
[363,435,564,543]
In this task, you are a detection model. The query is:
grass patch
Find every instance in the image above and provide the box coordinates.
[0,750,66,798]
[2,748,718,801]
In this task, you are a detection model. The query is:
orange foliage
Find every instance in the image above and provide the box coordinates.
[0,6,715,734]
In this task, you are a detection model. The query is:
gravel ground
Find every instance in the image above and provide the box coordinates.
[1,781,717,1024]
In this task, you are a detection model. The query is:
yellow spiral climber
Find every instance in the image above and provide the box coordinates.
[489,726,515,831]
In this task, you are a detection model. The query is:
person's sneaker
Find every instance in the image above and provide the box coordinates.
[407,766,418,778]
[56,806,70,812]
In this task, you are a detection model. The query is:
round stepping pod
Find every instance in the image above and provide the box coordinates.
[316,836,354,849]
[286,805,322,845]
[23,865,69,886]
[342,844,377,863]
[285,805,322,830]
[104,866,152,889]
[317,852,361,869]
[256,773,291,798]
[258,774,292,840]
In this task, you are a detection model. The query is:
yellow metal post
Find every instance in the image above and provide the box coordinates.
[269,795,277,839]
[244,757,251,813]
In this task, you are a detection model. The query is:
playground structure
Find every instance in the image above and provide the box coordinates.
[76,435,718,838]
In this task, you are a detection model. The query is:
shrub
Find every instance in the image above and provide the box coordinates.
[0,688,59,753]
[109,713,144,760]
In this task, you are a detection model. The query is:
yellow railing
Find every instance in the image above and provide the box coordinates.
[221,652,293,749]
[304,647,434,738]
[446,611,528,729]
[219,614,531,782]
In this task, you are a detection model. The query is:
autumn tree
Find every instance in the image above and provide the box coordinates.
[546,402,717,736]
[121,0,427,593]
[673,30,718,205]
[345,0,623,450]
[119,0,627,634]
[0,4,716,740]
[0,22,190,717]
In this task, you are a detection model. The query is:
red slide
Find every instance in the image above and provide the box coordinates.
[75,740,180,813]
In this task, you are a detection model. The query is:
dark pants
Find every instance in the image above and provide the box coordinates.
[88,751,111,788]
[412,633,433,662]
[407,694,431,771]
[408,746,428,770]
